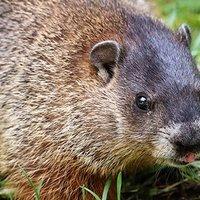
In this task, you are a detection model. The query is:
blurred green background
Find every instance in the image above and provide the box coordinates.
[154,0,200,65]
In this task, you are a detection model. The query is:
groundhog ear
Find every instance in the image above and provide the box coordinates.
[90,40,122,83]
[176,24,191,47]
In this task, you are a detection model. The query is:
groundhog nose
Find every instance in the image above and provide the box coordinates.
[173,125,200,154]
[174,140,200,153]
[174,139,200,156]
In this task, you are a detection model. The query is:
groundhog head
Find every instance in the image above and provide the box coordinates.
[88,17,200,173]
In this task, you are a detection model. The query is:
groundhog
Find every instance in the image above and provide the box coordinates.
[0,0,199,199]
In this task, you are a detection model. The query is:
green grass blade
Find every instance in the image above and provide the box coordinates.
[19,165,41,200]
[82,185,86,200]
[80,186,101,200]
[36,180,44,197]
[102,177,112,200]
[8,193,14,200]
[189,161,200,169]
[116,172,122,200]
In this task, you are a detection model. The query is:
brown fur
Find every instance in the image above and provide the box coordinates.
[0,0,153,199]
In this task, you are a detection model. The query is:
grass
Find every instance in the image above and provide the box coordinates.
[0,167,44,200]
[127,162,200,199]
[80,162,200,200]
[81,172,122,200]
[0,176,14,200]
[19,166,44,200]
[81,177,112,200]
[0,0,199,199]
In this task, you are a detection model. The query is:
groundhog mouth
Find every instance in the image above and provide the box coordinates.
[176,152,198,164]
[164,152,199,167]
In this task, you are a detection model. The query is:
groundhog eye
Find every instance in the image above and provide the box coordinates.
[136,94,151,111]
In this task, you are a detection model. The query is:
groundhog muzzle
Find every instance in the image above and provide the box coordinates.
[0,0,200,199]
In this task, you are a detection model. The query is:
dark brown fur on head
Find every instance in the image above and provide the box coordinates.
[0,0,199,199]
